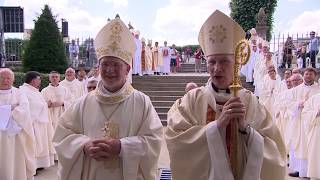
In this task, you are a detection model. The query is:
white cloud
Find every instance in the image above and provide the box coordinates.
[104,0,128,8]
[287,10,320,35]
[152,0,230,45]
[3,0,108,40]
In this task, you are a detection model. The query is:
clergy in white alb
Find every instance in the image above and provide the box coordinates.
[152,42,163,75]
[301,93,320,179]
[60,68,85,104]
[162,41,171,75]
[278,69,292,93]
[253,42,272,96]
[88,66,101,82]
[0,68,36,180]
[166,10,286,180]
[41,71,71,130]
[241,44,258,83]
[20,71,55,169]
[78,68,89,93]
[53,16,163,180]
[259,66,282,118]
[286,67,320,178]
[133,30,142,76]
[144,40,153,75]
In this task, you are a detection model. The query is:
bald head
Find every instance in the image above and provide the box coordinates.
[290,73,303,87]
[185,82,198,93]
[0,68,14,90]
[65,68,76,81]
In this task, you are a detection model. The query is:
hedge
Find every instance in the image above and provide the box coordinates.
[14,72,64,90]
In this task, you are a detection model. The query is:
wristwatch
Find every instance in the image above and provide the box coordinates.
[238,124,250,135]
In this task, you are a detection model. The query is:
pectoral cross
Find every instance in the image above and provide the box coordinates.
[101,121,120,169]
[102,121,119,139]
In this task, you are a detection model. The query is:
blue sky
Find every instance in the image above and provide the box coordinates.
[1,0,320,45]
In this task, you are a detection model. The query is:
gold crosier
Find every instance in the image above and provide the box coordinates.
[229,39,251,180]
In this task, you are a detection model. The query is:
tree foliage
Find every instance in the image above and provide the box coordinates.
[229,0,277,41]
[23,5,67,73]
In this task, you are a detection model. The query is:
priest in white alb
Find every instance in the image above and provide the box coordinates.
[301,92,320,179]
[19,71,55,169]
[286,67,320,178]
[165,10,286,180]
[0,68,36,180]
[53,16,163,180]
[41,71,71,130]
[162,41,171,75]
[60,67,85,104]
[259,65,282,117]
[133,30,142,76]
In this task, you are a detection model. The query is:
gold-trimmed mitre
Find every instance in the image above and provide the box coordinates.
[198,10,245,56]
[94,17,136,66]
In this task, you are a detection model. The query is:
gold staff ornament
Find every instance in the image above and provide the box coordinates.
[229,39,251,180]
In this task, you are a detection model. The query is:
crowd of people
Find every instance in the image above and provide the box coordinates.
[1,9,320,180]
[280,31,319,69]
[241,27,320,179]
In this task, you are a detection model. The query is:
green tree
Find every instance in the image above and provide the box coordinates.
[23,4,67,73]
[229,0,277,41]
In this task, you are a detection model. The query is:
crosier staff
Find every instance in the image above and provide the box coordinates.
[229,39,251,180]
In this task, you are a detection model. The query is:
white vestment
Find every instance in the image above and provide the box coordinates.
[286,83,320,177]
[133,38,142,76]
[0,88,36,180]
[162,46,171,74]
[20,83,55,168]
[41,84,71,129]
[259,76,282,118]
[53,81,163,180]
[60,78,85,104]
[241,50,258,82]
[301,94,320,179]
[166,79,286,180]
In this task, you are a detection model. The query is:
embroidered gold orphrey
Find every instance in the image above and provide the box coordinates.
[101,119,120,169]
[209,25,227,44]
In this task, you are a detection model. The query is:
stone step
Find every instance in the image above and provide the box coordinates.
[155,106,171,113]
[144,91,185,96]
[152,101,175,107]
[133,82,206,88]
[158,113,167,121]
[150,96,182,101]
[136,86,187,91]
[133,76,209,81]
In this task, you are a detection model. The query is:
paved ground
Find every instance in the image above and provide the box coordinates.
[35,138,306,180]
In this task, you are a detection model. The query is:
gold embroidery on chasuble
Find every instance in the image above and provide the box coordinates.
[206,105,216,124]
[94,83,134,169]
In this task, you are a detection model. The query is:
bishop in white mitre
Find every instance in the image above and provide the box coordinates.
[53,16,163,180]
[166,10,286,180]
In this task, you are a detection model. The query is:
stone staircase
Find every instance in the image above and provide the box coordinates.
[133,74,255,125]
[132,75,209,125]
[177,62,207,72]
